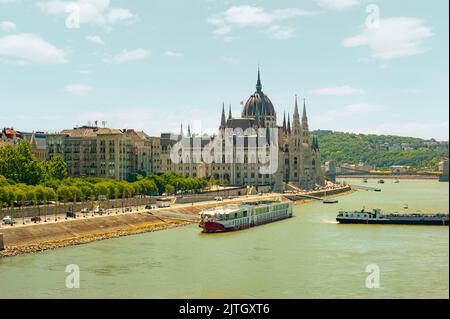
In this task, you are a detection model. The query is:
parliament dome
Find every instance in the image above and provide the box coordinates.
[241,70,276,119]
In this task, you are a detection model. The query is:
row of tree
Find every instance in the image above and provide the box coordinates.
[0,173,213,208]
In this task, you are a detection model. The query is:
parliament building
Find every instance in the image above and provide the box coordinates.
[161,70,324,191]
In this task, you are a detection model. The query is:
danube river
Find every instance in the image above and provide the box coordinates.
[0,179,448,298]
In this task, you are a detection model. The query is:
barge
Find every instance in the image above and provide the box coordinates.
[336,209,449,226]
[199,200,293,233]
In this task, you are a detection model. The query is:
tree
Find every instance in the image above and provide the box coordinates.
[57,185,72,217]
[44,187,56,222]
[45,156,68,181]
[15,188,26,225]
[0,141,44,185]
[16,141,45,185]
[165,184,175,195]
[0,175,9,186]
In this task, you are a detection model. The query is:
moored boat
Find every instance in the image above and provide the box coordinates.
[199,200,293,233]
[336,209,449,226]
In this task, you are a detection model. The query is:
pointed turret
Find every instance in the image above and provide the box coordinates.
[282,112,287,132]
[293,95,300,121]
[287,113,291,134]
[292,95,301,132]
[187,124,191,137]
[228,104,232,120]
[301,98,310,144]
[302,98,308,122]
[220,102,226,129]
[180,123,184,137]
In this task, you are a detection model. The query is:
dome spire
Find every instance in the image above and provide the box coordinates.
[256,67,262,92]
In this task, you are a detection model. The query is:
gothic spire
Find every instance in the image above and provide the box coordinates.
[187,124,191,137]
[228,104,232,120]
[256,67,262,92]
[302,98,308,120]
[220,102,226,128]
[180,123,184,137]
[293,95,300,120]
[287,113,291,134]
[282,112,286,132]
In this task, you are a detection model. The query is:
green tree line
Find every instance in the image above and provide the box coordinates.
[315,131,448,169]
[0,141,215,215]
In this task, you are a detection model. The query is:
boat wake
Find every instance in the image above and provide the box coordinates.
[322,220,339,224]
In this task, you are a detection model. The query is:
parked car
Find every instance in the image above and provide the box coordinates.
[80,208,90,214]
[214,196,223,201]
[66,211,76,218]
[95,208,107,215]
[2,216,16,225]
[145,204,153,209]
[30,216,41,223]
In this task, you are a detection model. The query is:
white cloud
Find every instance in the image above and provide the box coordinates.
[0,33,67,65]
[0,21,16,32]
[222,56,240,65]
[224,6,312,27]
[338,121,449,140]
[107,7,136,24]
[37,0,137,28]
[266,25,296,40]
[85,35,104,45]
[79,69,92,75]
[316,0,359,11]
[343,103,382,114]
[64,84,92,96]
[104,48,150,64]
[315,103,383,125]
[311,85,364,95]
[343,17,433,60]
[208,5,314,40]
[165,51,183,58]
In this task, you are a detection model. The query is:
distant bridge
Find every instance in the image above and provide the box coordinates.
[325,165,371,182]
[335,165,371,175]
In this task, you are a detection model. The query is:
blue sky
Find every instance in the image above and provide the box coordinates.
[0,0,448,140]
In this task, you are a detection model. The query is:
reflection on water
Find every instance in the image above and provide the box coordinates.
[0,179,448,298]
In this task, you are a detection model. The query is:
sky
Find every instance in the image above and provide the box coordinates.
[0,0,448,140]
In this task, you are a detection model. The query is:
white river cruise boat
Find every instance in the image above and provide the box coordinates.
[199,200,293,233]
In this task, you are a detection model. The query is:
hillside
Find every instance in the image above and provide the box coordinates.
[313,130,449,169]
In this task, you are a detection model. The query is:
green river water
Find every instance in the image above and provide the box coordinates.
[0,179,448,298]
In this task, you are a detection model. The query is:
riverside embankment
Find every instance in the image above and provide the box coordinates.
[0,186,351,258]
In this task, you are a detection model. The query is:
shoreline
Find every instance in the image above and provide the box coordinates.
[0,186,352,258]
[337,175,440,180]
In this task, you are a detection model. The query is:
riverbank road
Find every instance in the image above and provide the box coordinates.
[0,192,286,230]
